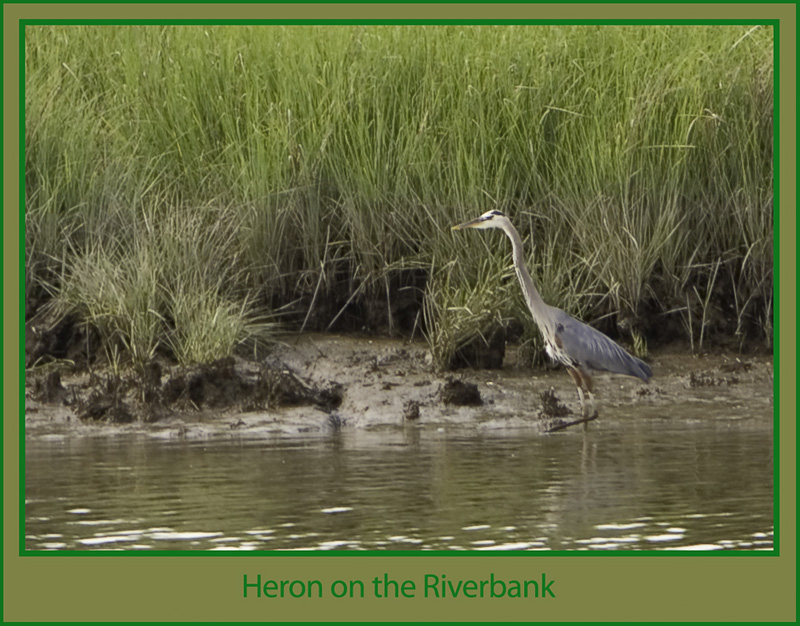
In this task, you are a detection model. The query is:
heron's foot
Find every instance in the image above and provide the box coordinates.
[547,411,599,433]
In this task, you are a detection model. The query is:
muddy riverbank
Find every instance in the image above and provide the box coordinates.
[24,334,774,441]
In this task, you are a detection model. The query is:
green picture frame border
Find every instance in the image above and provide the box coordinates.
[4,3,795,622]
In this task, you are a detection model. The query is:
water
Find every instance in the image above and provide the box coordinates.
[25,418,773,551]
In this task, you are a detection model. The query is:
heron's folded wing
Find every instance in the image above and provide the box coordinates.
[555,313,652,382]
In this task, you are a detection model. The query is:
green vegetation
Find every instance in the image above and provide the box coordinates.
[25,25,773,369]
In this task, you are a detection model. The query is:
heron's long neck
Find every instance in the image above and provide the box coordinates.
[499,221,551,329]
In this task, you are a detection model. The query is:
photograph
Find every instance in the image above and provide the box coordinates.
[23,23,774,553]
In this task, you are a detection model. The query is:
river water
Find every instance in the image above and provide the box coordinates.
[25,416,773,552]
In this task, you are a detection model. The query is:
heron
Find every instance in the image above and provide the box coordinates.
[452,209,652,424]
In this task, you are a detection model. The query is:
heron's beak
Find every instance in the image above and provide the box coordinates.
[451,217,484,231]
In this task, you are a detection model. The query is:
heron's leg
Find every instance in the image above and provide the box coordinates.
[566,368,587,417]
[576,386,587,416]
[566,368,598,431]
[582,373,598,420]
[586,391,597,417]
[580,390,599,431]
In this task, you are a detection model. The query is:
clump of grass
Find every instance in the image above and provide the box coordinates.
[166,287,269,365]
[54,202,276,368]
[57,238,163,365]
[423,240,515,369]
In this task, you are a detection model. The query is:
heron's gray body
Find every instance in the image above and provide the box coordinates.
[452,209,652,421]
[546,307,652,382]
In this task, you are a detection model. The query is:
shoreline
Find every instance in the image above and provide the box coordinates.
[25,334,775,442]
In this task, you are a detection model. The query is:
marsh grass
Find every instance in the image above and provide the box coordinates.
[25,25,773,369]
[53,200,277,367]
[423,241,516,368]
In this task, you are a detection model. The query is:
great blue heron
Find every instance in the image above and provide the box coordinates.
[452,209,652,423]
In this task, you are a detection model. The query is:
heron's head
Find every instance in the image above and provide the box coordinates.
[451,210,507,231]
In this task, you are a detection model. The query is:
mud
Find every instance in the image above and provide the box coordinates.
[441,378,484,406]
[24,333,774,441]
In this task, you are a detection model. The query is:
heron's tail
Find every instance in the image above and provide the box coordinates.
[631,357,653,383]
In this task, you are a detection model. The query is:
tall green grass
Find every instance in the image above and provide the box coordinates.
[25,25,773,368]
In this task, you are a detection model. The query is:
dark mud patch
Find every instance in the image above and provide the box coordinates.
[76,375,136,423]
[441,378,483,406]
[30,369,136,423]
[161,357,244,408]
[686,356,759,388]
[30,371,69,404]
[536,388,598,433]
[537,387,571,419]
[28,355,344,425]
[244,366,344,412]
[402,400,421,421]
[163,357,343,416]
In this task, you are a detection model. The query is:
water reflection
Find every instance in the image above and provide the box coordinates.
[26,419,773,551]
